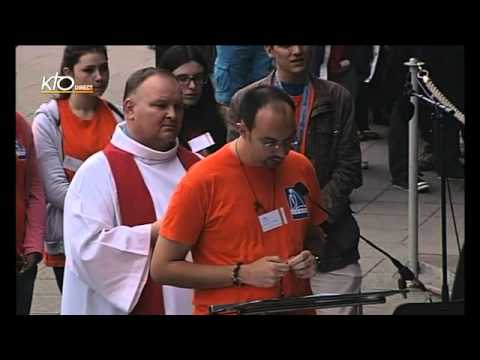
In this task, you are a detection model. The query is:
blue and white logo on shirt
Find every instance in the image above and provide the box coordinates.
[284,186,309,220]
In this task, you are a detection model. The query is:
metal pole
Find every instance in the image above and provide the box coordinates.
[404,58,423,276]
[409,90,455,302]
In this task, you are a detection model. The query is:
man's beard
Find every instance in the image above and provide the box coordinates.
[263,156,284,168]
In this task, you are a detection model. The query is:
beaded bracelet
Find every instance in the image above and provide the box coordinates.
[232,262,243,286]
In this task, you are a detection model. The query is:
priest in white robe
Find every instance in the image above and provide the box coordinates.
[61,68,200,315]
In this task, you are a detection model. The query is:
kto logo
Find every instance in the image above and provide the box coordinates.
[41,73,94,94]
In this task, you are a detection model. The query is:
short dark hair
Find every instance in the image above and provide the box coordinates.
[58,45,108,99]
[238,85,295,130]
[123,67,176,101]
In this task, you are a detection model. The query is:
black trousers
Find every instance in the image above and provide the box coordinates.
[388,97,462,182]
[53,266,64,293]
[355,82,370,131]
[432,114,462,175]
[368,78,394,125]
[388,98,412,182]
[16,265,38,315]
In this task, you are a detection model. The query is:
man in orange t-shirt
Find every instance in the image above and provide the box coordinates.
[151,85,328,315]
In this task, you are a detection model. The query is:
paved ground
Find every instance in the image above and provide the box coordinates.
[352,125,464,314]
[16,46,464,315]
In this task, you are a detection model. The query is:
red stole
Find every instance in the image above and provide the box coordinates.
[103,143,199,314]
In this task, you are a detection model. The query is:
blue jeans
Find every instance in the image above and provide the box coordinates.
[16,265,38,315]
[214,46,273,105]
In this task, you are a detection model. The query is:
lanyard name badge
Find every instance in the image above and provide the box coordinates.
[258,207,288,233]
[187,132,215,154]
[273,73,311,152]
[234,139,288,233]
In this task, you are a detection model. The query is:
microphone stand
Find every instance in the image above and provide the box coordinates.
[294,183,428,293]
[358,234,425,292]
[409,90,456,303]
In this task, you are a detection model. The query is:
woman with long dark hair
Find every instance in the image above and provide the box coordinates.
[159,45,226,156]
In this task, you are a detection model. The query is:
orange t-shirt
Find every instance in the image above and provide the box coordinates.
[160,144,327,314]
[59,98,117,181]
[45,99,117,267]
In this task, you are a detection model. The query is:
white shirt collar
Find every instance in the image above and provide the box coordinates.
[111,122,179,162]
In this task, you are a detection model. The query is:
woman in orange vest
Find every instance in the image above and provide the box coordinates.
[32,46,123,292]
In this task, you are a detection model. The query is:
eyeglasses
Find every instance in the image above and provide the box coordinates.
[261,138,299,150]
[175,74,208,86]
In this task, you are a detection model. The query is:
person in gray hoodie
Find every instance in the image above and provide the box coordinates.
[32,46,123,292]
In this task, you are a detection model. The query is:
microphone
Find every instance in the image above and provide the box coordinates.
[293,182,428,292]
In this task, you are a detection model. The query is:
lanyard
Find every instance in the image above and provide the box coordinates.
[235,140,276,213]
[235,140,283,298]
[272,72,315,154]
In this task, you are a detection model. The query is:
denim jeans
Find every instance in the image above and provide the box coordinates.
[213,45,273,105]
[16,265,38,315]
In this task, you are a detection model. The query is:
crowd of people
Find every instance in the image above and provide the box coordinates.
[16,45,464,315]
